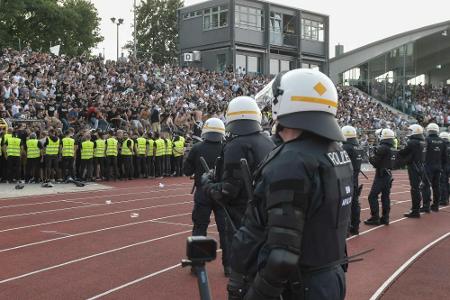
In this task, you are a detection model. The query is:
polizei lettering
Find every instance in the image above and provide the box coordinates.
[326,151,351,166]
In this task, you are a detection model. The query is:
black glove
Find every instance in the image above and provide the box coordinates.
[244,274,283,300]
[200,170,214,187]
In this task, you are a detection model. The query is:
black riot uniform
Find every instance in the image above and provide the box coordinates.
[228,132,353,300]
[365,138,395,225]
[398,134,426,217]
[440,138,450,206]
[183,139,230,272]
[422,133,447,212]
[342,137,363,234]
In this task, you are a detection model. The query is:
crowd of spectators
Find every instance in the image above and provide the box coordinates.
[0,48,447,141]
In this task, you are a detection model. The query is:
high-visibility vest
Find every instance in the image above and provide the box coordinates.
[136,137,147,155]
[26,139,40,159]
[147,139,155,157]
[4,133,12,144]
[46,138,60,155]
[106,138,118,156]
[62,137,75,157]
[154,138,165,157]
[179,136,185,145]
[173,140,184,157]
[165,139,173,155]
[94,139,106,158]
[121,138,134,156]
[81,140,94,160]
[7,137,21,157]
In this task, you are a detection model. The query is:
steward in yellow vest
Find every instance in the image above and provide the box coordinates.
[121,133,134,180]
[105,131,119,181]
[153,133,165,177]
[136,135,148,178]
[26,132,42,182]
[80,135,94,181]
[172,135,185,176]
[5,132,22,182]
[44,130,60,182]
[164,133,173,176]
[94,132,107,180]
[61,130,76,179]
[146,134,155,177]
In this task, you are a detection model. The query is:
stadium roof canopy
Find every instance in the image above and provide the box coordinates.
[329,20,450,85]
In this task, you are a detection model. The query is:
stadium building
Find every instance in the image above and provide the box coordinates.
[330,21,450,112]
[177,0,329,75]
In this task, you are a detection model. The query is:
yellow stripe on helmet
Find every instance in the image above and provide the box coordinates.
[291,96,337,108]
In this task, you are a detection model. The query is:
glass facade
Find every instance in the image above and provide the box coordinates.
[301,19,325,42]
[235,5,264,31]
[203,6,228,30]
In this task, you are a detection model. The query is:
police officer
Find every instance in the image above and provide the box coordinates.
[227,69,352,300]
[398,124,426,218]
[184,118,230,276]
[365,128,395,226]
[341,125,363,235]
[203,96,275,280]
[421,123,447,212]
[25,132,42,182]
[439,132,449,206]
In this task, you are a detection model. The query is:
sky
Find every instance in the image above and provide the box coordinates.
[91,0,450,60]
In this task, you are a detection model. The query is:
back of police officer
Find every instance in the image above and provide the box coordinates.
[183,118,230,275]
[422,123,447,212]
[205,97,275,231]
[341,126,363,235]
[365,129,395,226]
[228,69,352,300]
[398,124,426,218]
[439,132,449,206]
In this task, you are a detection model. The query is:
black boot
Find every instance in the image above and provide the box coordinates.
[349,226,359,236]
[364,216,380,226]
[404,211,420,218]
[430,204,439,212]
[380,215,389,225]
[420,206,431,213]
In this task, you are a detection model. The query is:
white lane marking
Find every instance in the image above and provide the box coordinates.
[86,264,183,300]
[62,200,94,206]
[0,200,193,233]
[0,183,191,206]
[0,230,193,284]
[369,231,450,300]
[0,213,192,253]
[0,192,190,219]
[86,248,223,299]
[150,220,193,227]
[41,231,72,237]
[360,199,410,212]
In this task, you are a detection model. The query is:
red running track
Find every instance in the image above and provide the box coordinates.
[0,171,448,300]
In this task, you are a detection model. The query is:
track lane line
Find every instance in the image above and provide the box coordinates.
[0,213,192,253]
[369,231,450,300]
[0,192,191,219]
[0,201,193,233]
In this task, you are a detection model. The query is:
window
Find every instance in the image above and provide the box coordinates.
[235,5,264,31]
[203,6,228,30]
[447,79,450,85]
[247,56,258,73]
[236,54,261,74]
[302,63,320,71]
[280,60,290,72]
[301,19,325,42]
[270,59,279,75]
[183,10,202,20]
[236,54,246,73]
[217,54,227,72]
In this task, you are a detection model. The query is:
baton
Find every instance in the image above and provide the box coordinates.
[200,156,237,232]
[359,170,369,180]
[240,158,262,225]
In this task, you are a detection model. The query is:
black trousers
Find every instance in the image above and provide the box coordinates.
[136,155,148,177]
[27,157,41,180]
[121,156,134,179]
[61,157,74,179]
[407,165,423,212]
[94,157,106,178]
[192,189,229,267]
[164,155,172,175]
[155,156,163,177]
[173,156,183,176]
[368,173,392,218]
[80,159,93,180]
[439,167,449,205]
[106,156,119,180]
[350,173,361,230]
[7,156,21,181]
[45,155,58,180]
[422,166,441,208]
[147,156,155,177]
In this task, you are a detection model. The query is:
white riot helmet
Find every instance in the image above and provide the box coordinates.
[375,129,383,140]
[341,125,357,139]
[439,132,449,141]
[380,128,395,140]
[225,96,262,135]
[201,118,225,142]
[407,124,424,136]
[426,123,439,134]
[257,69,343,141]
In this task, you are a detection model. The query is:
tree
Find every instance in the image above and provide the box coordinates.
[128,0,182,64]
[0,0,103,56]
